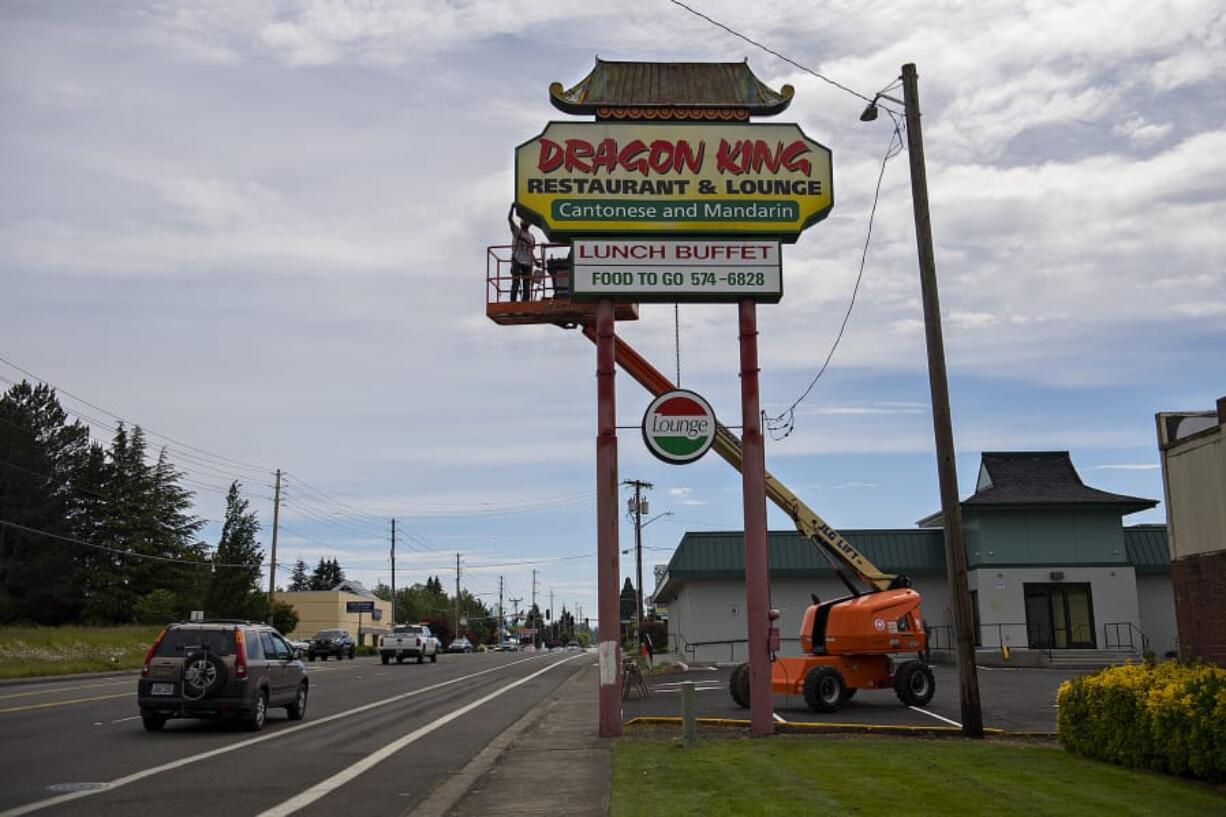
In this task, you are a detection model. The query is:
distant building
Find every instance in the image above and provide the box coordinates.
[275,580,392,646]
[1157,398,1226,665]
[654,451,1176,665]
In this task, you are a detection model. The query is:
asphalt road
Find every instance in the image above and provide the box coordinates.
[625,663,1078,732]
[0,651,587,816]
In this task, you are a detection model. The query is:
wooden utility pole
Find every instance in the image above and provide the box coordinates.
[455,553,462,639]
[623,479,652,655]
[390,519,397,625]
[266,468,281,624]
[901,62,984,738]
[498,576,504,645]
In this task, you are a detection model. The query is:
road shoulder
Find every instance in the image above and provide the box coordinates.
[413,659,609,817]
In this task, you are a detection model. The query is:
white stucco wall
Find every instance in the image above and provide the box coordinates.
[1135,573,1179,657]
[665,574,952,663]
[970,566,1139,650]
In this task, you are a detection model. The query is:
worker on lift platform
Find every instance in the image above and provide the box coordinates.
[507,204,539,302]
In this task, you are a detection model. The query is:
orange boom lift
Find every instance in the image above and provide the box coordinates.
[580,326,934,714]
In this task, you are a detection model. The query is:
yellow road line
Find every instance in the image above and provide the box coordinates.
[0,680,131,701]
[0,692,130,715]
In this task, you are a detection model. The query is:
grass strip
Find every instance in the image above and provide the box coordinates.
[613,736,1226,816]
[0,625,162,679]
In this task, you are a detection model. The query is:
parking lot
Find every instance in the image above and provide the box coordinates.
[624,662,1079,732]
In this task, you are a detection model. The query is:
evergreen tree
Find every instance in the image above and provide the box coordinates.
[0,381,90,623]
[204,481,264,619]
[329,558,346,587]
[288,558,310,591]
[309,557,330,590]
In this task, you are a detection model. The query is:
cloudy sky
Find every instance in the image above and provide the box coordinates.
[2,1,1223,624]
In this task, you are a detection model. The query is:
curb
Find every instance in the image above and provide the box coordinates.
[622,716,1057,739]
[408,660,590,817]
[0,668,141,688]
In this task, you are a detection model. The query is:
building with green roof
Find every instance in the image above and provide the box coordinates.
[653,452,1176,665]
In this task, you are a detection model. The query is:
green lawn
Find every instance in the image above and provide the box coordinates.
[0,625,162,679]
[613,736,1226,817]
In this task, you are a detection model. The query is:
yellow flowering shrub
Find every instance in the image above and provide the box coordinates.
[1057,660,1226,780]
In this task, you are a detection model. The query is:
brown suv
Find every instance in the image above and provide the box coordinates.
[137,620,308,732]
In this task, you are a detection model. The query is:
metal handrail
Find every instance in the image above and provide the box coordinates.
[1103,621,1149,652]
[487,243,571,304]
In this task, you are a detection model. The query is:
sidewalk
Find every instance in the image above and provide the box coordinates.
[441,660,612,817]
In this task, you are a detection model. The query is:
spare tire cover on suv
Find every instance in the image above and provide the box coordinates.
[181,651,228,699]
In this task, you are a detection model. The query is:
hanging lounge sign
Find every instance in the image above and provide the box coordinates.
[514,121,833,243]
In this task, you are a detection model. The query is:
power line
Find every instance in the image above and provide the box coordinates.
[0,517,274,569]
[665,0,898,110]
[463,553,595,569]
[765,118,905,439]
[0,357,272,476]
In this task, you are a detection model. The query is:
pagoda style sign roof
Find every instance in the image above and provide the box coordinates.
[550,58,794,121]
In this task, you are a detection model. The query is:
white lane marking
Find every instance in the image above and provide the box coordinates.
[0,655,552,817]
[975,665,1023,672]
[773,712,786,723]
[109,715,141,724]
[256,654,585,817]
[0,679,133,701]
[908,706,962,727]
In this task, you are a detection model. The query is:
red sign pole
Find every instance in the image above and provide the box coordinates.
[738,299,774,736]
[595,299,622,736]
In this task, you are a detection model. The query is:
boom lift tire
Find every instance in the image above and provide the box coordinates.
[803,666,848,712]
[729,662,751,708]
[893,660,936,706]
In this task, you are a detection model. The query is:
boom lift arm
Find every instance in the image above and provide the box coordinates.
[581,326,898,593]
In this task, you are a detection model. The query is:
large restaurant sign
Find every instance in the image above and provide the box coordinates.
[515,122,832,242]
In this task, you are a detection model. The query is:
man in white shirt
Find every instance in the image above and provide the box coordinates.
[508,205,538,302]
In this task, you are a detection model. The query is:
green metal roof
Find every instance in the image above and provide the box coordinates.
[655,524,1172,601]
[1123,525,1171,573]
[656,529,946,602]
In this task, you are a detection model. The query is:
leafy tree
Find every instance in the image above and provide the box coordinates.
[271,600,299,635]
[133,588,181,625]
[204,481,264,619]
[0,381,90,623]
[288,559,310,592]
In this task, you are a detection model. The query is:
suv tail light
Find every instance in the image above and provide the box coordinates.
[234,628,248,679]
[142,628,168,678]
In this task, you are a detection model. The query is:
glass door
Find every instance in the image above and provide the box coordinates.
[1024,583,1096,649]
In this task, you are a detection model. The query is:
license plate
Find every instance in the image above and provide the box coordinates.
[151,682,174,696]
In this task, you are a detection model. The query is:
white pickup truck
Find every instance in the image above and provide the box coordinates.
[380,624,441,665]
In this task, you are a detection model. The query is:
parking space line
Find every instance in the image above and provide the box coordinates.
[0,654,555,817]
[908,706,962,727]
[653,685,722,694]
[255,653,585,817]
